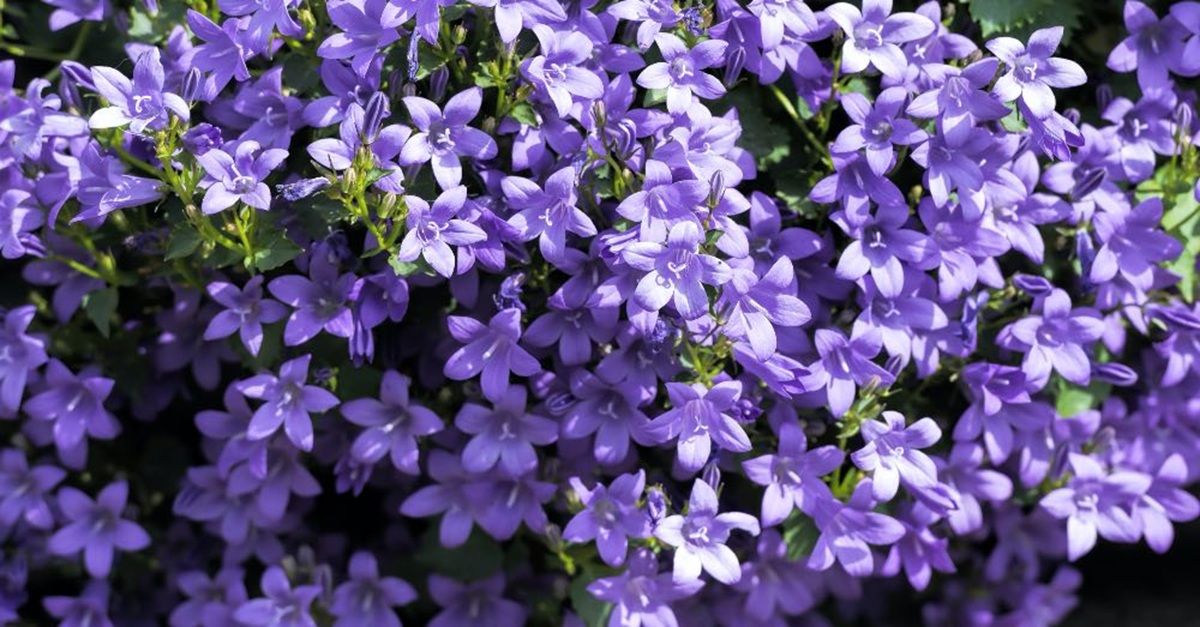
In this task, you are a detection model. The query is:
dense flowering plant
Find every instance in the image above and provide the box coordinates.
[0,0,1199,624]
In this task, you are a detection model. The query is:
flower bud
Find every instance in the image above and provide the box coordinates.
[707,170,726,207]
[182,67,204,104]
[406,35,420,82]
[1070,167,1106,201]
[1092,362,1138,387]
[1175,102,1193,134]
[1062,108,1081,126]
[701,462,722,491]
[1013,273,1054,296]
[724,47,745,88]
[430,67,450,102]
[646,486,668,522]
[1074,230,1096,286]
[277,177,331,202]
[182,123,223,156]
[59,61,95,92]
[1152,304,1200,331]
[1096,84,1114,113]
[361,92,389,144]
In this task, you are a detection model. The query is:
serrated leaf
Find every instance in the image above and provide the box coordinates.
[570,571,613,627]
[724,88,791,168]
[252,234,302,272]
[415,530,502,580]
[83,287,118,338]
[510,102,539,127]
[969,0,1045,36]
[164,226,202,261]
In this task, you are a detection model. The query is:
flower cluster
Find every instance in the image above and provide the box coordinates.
[0,0,1198,624]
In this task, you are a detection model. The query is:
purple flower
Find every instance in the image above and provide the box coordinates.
[502,166,598,265]
[0,449,64,530]
[186,10,253,94]
[1090,197,1182,290]
[825,0,935,79]
[804,327,894,417]
[268,254,361,345]
[464,470,556,540]
[851,411,947,505]
[170,567,248,627]
[479,0,567,44]
[954,362,1053,463]
[607,0,682,50]
[196,140,287,214]
[443,308,541,402]
[830,87,925,176]
[646,381,751,473]
[742,421,843,526]
[880,503,956,590]
[330,552,417,627]
[397,186,487,278]
[1102,91,1177,183]
[455,384,556,476]
[44,0,110,30]
[204,275,289,356]
[1135,454,1200,553]
[318,0,404,76]
[0,305,46,415]
[807,479,905,575]
[307,102,409,194]
[47,481,150,578]
[615,160,708,243]
[719,257,812,360]
[907,58,1011,146]
[0,190,42,259]
[237,354,340,451]
[834,203,935,298]
[341,370,442,474]
[560,370,653,465]
[43,582,113,627]
[24,359,120,468]
[427,573,526,627]
[1039,453,1150,560]
[655,478,760,584]
[74,143,165,222]
[520,26,605,117]
[586,548,703,625]
[399,87,497,189]
[939,443,1013,535]
[636,33,727,114]
[623,221,732,320]
[218,0,304,52]
[1107,1,1191,89]
[234,566,321,627]
[563,471,652,567]
[986,27,1087,118]
[998,288,1106,387]
[88,49,189,134]
[399,450,476,547]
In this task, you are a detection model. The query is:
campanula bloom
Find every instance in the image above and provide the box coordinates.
[341,370,442,474]
[563,470,652,566]
[443,308,541,403]
[237,354,340,451]
[655,478,760,584]
[47,481,150,578]
[987,26,1087,118]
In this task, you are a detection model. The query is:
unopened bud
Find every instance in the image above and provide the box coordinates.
[1092,362,1138,387]
[1096,84,1114,113]
[430,67,449,102]
[182,67,203,103]
[707,170,726,206]
[701,462,722,492]
[1070,167,1106,201]
[361,92,389,144]
[1013,273,1054,296]
[724,47,745,88]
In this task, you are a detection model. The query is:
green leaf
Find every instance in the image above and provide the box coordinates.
[724,88,791,168]
[1055,380,1111,418]
[252,233,302,272]
[510,102,539,127]
[969,0,1046,36]
[415,530,503,580]
[782,514,820,561]
[388,256,423,277]
[164,226,202,261]
[83,287,118,338]
[570,571,613,627]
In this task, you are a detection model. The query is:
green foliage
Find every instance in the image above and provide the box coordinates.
[969,0,1083,42]
[415,530,504,580]
[725,88,792,168]
[83,287,118,338]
